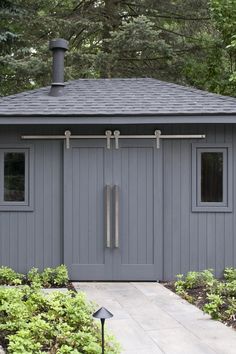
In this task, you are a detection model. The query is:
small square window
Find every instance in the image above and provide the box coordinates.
[192,144,232,212]
[0,147,34,211]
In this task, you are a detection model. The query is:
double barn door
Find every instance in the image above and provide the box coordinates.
[64,139,162,280]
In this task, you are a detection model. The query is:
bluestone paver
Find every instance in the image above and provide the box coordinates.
[73,282,236,354]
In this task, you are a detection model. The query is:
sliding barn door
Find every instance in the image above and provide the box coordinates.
[64,138,163,280]
[63,140,112,280]
[112,140,162,280]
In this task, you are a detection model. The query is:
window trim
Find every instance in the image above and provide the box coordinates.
[0,145,34,211]
[192,143,232,212]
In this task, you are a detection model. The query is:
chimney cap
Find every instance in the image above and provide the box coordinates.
[49,38,68,51]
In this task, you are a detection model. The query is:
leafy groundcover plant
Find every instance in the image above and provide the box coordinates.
[0,266,120,353]
[0,265,69,288]
[0,286,120,353]
[165,268,236,328]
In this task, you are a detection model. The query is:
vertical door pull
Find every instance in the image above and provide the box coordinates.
[114,185,120,248]
[105,185,112,248]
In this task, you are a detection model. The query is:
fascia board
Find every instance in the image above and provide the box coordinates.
[0,114,235,125]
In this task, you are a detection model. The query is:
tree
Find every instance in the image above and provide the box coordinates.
[210,0,236,88]
[0,0,23,96]
[1,0,236,97]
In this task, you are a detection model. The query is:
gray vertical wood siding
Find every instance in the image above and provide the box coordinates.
[0,124,235,280]
[163,124,235,280]
[0,127,62,273]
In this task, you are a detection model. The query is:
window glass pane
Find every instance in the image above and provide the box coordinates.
[201,152,223,202]
[4,153,25,202]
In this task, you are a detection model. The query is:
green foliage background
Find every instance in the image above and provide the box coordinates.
[1,0,236,97]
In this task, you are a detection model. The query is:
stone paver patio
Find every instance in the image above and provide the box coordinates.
[73,282,236,354]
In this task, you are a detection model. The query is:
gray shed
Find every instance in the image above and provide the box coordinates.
[1,39,236,281]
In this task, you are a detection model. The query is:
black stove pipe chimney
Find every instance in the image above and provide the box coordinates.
[49,38,68,97]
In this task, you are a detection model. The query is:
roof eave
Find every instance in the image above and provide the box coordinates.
[0,113,236,125]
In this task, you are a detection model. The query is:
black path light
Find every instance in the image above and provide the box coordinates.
[93,307,113,354]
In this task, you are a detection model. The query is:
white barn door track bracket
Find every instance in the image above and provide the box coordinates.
[21,130,206,149]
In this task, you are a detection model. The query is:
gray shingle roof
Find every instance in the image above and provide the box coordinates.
[1,78,236,116]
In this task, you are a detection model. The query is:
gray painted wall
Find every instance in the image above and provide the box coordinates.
[163,124,235,280]
[0,127,62,273]
[0,124,234,280]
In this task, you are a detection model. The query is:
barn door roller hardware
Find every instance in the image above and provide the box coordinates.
[21,130,206,149]
[111,130,206,149]
[21,130,113,149]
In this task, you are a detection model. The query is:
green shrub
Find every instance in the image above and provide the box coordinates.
[225,297,236,320]
[173,267,236,324]
[40,264,69,288]
[0,265,69,288]
[200,269,215,288]
[8,330,42,354]
[54,265,69,287]
[210,280,225,296]
[175,269,215,292]
[224,268,236,282]
[0,266,23,286]
[203,293,224,319]
[223,280,236,296]
[184,271,201,289]
[31,265,69,288]
[27,268,42,287]
[175,274,186,295]
[0,286,120,353]
[41,267,56,288]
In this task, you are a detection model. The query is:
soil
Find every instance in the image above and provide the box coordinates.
[164,281,236,330]
[67,281,77,293]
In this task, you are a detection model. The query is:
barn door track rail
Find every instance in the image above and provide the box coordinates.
[21,130,206,149]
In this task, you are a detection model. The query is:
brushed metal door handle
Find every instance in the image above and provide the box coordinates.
[114,185,120,248]
[105,185,112,248]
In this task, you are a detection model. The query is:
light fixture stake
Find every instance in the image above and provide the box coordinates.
[93,307,113,353]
